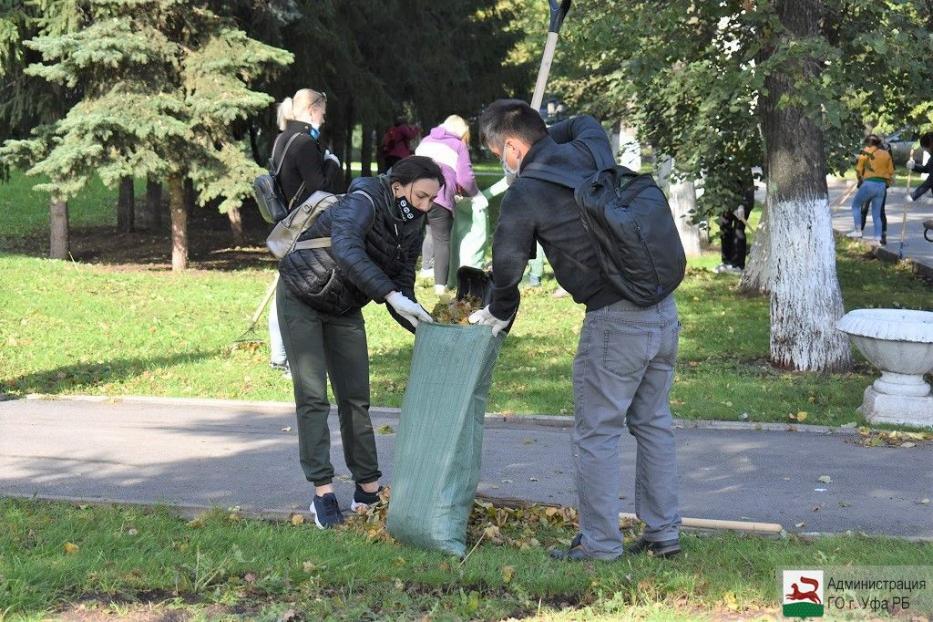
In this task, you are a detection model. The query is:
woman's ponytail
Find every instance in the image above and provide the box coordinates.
[277,97,295,131]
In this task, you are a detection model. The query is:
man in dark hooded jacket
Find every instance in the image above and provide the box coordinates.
[471,100,682,561]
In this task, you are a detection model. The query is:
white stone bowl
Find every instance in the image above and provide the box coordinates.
[837,309,933,397]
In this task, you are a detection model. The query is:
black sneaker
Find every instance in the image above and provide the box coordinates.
[309,493,344,529]
[350,484,383,512]
[549,534,619,561]
[627,536,681,558]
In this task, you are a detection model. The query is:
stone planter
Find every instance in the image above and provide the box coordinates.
[837,309,933,428]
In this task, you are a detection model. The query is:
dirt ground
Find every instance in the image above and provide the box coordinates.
[1,208,278,272]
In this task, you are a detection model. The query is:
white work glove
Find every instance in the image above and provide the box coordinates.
[471,193,489,211]
[735,205,747,224]
[906,159,916,171]
[468,305,510,336]
[324,149,340,167]
[386,291,433,328]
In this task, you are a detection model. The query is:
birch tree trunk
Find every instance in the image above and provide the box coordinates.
[738,197,771,294]
[168,175,188,271]
[49,198,69,260]
[762,0,850,371]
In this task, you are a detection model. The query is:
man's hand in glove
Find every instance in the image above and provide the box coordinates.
[468,305,510,336]
[906,158,916,171]
[471,193,489,211]
[386,291,433,328]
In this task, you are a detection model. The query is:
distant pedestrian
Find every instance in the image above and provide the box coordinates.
[715,178,755,274]
[414,115,482,294]
[848,134,893,241]
[381,118,421,172]
[906,132,933,202]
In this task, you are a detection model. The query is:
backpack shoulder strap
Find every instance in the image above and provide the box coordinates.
[272,132,304,176]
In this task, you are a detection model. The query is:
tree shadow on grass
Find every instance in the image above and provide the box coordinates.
[0,350,218,397]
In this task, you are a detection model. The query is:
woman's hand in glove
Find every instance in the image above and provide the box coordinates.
[386,291,433,328]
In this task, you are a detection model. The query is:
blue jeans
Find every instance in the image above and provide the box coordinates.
[851,181,885,238]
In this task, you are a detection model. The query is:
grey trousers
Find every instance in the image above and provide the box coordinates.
[572,295,681,559]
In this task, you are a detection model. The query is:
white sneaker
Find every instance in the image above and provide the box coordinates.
[845,230,863,238]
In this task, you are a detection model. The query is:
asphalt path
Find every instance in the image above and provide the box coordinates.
[2,397,930,537]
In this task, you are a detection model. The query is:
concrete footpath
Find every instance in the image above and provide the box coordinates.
[1,396,930,538]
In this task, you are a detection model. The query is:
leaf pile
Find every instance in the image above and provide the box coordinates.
[430,295,483,325]
[856,427,931,448]
[345,488,638,552]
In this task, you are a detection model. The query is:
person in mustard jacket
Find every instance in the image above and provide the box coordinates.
[847,134,893,241]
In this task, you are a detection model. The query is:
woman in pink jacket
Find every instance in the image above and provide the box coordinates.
[415,115,481,294]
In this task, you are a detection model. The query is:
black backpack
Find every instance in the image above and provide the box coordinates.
[253,133,306,224]
[573,166,686,306]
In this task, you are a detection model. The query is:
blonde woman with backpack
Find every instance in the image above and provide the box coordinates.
[267,88,342,375]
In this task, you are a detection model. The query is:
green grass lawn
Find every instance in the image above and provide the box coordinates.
[1,171,930,427]
[2,499,930,620]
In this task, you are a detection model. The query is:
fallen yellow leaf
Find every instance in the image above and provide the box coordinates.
[63,542,79,554]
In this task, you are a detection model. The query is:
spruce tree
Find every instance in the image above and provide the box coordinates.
[9,0,292,270]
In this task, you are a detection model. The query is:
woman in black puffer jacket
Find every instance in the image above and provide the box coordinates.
[276,155,443,529]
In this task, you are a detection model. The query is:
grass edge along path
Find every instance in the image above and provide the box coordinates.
[2,498,932,620]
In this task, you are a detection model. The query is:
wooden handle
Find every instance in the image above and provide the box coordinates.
[620,512,784,534]
[477,495,785,534]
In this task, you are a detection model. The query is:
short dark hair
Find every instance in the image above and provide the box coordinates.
[479,99,547,150]
[920,132,933,152]
[387,155,445,188]
[865,134,882,147]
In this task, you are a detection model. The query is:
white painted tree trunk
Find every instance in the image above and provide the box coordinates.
[668,179,702,257]
[49,198,68,260]
[657,156,703,257]
[768,192,851,371]
[760,0,851,372]
[612,121,642,171]
[738,196,771,294]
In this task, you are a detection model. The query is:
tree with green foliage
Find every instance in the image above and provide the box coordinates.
[3,0,291,270]
[1,0,84,259]
[556,0,933,372]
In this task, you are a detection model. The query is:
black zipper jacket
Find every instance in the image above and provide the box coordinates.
[488,116,621,320]
[278,176,425,331]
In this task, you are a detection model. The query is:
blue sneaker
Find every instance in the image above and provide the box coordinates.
[309,493,344,529]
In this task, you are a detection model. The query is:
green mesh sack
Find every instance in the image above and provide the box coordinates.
[386,323,503,556]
